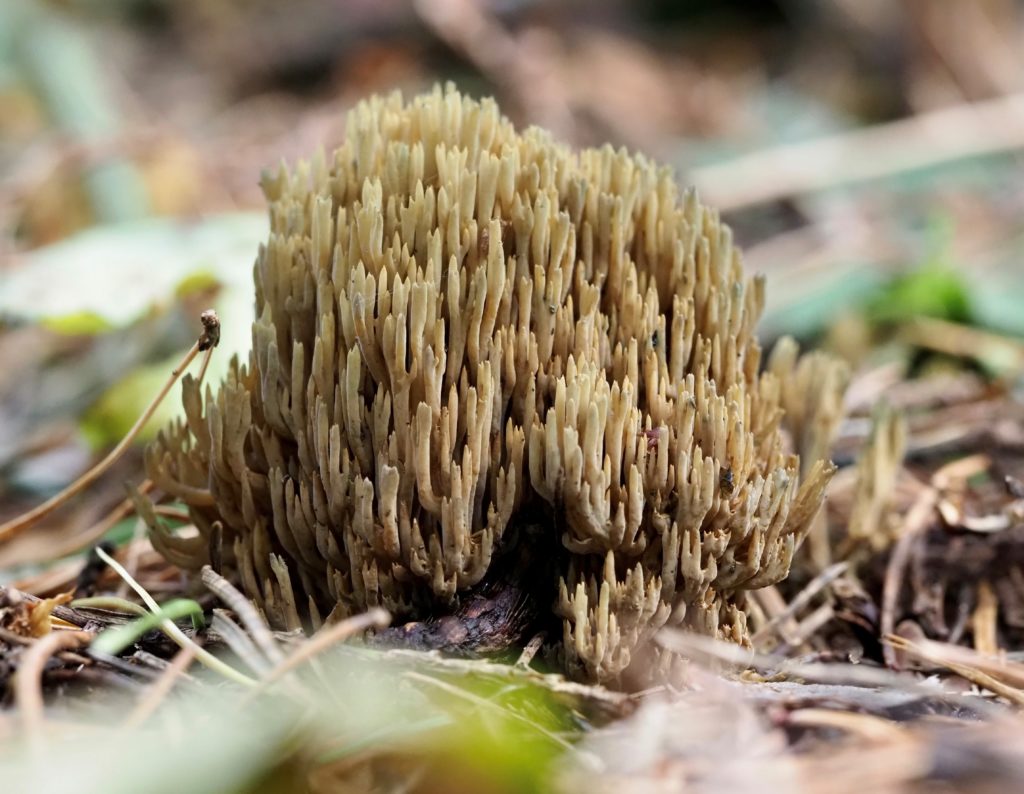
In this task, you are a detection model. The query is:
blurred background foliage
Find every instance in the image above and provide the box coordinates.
[2,0,1024,551]
[3,2,1024,791]
[3,0,1023,515]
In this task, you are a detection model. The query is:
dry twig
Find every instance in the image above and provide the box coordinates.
[14,630,92,749]
[880,484,939,668]
[258,609,391,690]
[94,545,256,687]
[123,644,198,728]
[201,565,285,667]
[692,91,1024,209]
[0,311,219,544]
[885,634,1024,707]
[786,708,909,743]
[753,562,849,647]
[972,580,1000,656]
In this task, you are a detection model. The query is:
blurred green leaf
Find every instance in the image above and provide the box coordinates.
[39,310,115,334]
[91,598,205,655]
[868,261,972,326]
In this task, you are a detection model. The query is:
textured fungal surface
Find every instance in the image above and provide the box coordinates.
[145,85,846,684]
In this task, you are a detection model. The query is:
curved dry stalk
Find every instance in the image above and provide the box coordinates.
[201,565,285,666]
[785,708,909,743]
[884,634,1024,707]
[94,545,256,688]
[258,609,390,690]
[123,644,198,728]
[404,670,599,768]
[15,630,92,749]
[194,342,216,391]
[0,310,219,545]
[52,479,154,561]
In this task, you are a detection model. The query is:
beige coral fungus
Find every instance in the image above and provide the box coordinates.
[143,85,844,684]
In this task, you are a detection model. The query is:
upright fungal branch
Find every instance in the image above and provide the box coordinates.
[144,86,846,684]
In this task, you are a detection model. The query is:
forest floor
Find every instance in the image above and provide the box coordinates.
[3,2,1024,792]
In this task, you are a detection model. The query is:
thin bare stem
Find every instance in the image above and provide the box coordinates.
[51,480,154,561]
[123,644,198,728]
[195,344,215,390]
[259,609,390,690]
[691,90,1024,209]
[973,580,1000,655]
[786,708,908,744]
[201,565,285,666]
[884,634,1024,707]
[94,546,256,687]
[775,603,836,655]
[0,310,219,545]
[752,561,848,646]
[880,485,938,668]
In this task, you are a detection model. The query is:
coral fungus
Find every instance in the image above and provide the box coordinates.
[144,85,846,683]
